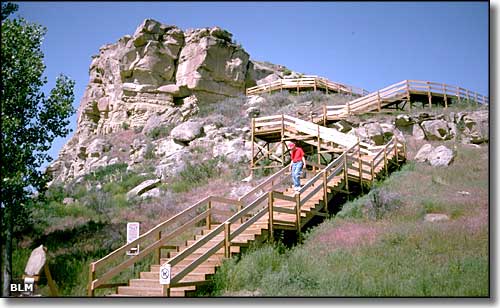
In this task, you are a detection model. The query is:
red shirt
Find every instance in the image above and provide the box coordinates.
[290,147,305,162]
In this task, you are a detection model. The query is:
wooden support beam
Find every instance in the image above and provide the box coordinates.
[344,153,349,192]
[406,80,412,110]
[250,118,255,177]
[323,172,329,215]
[224,222,231,258]
[377,90,381,112]
[206,201,212,230]
[427,81,432,108]
[88,263,95,297]
[443,84,448,108]
[268,192,274,240]
[295,194,301,238]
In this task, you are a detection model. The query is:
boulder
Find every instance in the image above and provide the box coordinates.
[421,119,454,141]
[170,121,204,143]
[412,124,426,140]
[362,123,385,145]
[246,95,266,106]
[141,187,161,199]
[24,245,47,277]
[245,106,260,118]
[424,213,450,222]
[414,144,433,162]
[428,145,455,167]
[460,110,488,144]
[126,178,161,200]
[332,120,352,133]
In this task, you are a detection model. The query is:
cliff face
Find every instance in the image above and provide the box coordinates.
[47,19,293,184]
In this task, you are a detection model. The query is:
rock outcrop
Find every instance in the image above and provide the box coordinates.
[48,18,296,184]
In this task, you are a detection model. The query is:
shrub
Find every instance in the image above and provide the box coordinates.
[169,157,224,193]
[147,124,173,140]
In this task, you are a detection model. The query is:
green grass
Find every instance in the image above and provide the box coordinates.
[209,143,488,297]
[169,157,224,193]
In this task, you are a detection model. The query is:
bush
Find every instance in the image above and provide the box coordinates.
[169,157,223,193]
[147,124,173,140]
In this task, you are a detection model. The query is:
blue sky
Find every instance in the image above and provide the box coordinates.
[12,1,489,168]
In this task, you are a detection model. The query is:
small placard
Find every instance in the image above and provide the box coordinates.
[126,222,140,256]
[159,264,171,285]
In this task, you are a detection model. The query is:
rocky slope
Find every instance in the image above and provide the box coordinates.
[47,19,297,184]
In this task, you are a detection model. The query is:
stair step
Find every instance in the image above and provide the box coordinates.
[117,286,185,297]
[149,264,217,274]
[140,271,210,281]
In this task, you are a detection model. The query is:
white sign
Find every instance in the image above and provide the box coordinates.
[159,264,171,285]
[126,222,140,256]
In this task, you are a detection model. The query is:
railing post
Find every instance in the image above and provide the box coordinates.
[268,192,274,240]
[323,105,327,126]
[377,90,381,112]
[238,201,243,224]
[323,171,329,215]
[297,79,300,94]
[406,80,411,110]
[394,137,399,166]
[357,142,363,187]
[295,193,301,239]
[443,84,448,108]
[317,126,321,171]
[383,147,388,176]
[224,222,231,258]
[155,231,162,264]
[280,79,283,92]
[162,283,171,297]
[466,89,470,104]
[314,78,317,92]
[474,92,478,105]
[88,263,95,297]
[456,87,461,104]
[281,114,285,167]
[343,152,349,192]
[427,81,432,108]
[206,200,212,230]
[250,118,255,177]
[347,101,351,115]
[371,159,375,185]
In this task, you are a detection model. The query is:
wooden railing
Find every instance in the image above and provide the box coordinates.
[253,114,358,148]
[324,80,489,119]
[246,75,369,97]
[88,164,291,296]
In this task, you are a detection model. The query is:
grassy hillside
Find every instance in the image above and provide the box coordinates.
[210,143,488,296]
[12,91,488,297]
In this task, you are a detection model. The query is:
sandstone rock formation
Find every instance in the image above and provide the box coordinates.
[48,18,296,184]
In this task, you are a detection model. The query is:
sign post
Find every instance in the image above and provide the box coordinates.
[126,222,140,256]
[159,264,171,297]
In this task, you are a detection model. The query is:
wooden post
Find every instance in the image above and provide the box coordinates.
[238,201,243,224]
[295,194,301,238]
[474,92,478,105]
[250,118,255,177]
[406,80,411,110]
[347,102,351,115]
[314,78,317,92]
[466,89,470,104]
[280,79,283,92]
[443,84,448,108]
[456,87,461,104]
[343,153,349,192]
[44,264,59,296]
[323,171,328,215]
[427,82,432,108]
[394,137,399,166]
[88,263,95,297]
[297,79,300,94]
[224,222,231,258]
[377,90,381,112]
[370,159,375,185]
[206,200,212,230]
[383,147,388,176]
[358,142,362,185]
[162,284,171,297]
[268,192,274,240]
[323,105,327,126]
[281,114,285,168]
[155,231,162,264]
[317,126,321,170]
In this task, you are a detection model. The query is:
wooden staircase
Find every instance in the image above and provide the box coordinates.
[88,113,406,298]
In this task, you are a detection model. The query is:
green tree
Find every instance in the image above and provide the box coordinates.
[1,3,75,296]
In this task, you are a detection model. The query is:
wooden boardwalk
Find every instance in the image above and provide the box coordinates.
[246,75,369,97]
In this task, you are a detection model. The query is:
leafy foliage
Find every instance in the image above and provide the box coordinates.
[0,3,75,295]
